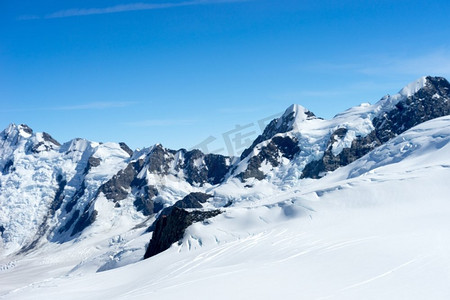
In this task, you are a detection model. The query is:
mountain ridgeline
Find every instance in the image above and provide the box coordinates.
[1,76,449,257]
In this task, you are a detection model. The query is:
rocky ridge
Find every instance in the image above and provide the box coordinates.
[1,76,450,257]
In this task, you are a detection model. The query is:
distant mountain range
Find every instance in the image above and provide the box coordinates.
[2,76,450,299]
[1,76,449,258]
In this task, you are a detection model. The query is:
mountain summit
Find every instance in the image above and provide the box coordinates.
[1,76,450,299]
[1,75,449,257]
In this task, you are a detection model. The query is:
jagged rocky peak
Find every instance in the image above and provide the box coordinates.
[1,123,33,143]
[397,76,428,98]
[419,76,450,98]
[302,75,450,179]
[119,142,134,156]
[145,143,176,174]
[282,104,317,126]
[376,76,449,112]
[60,138,93,153]
[265,104,316,138]
[240,104,315,160]
[0,123,61,156]
[373,75,450,143]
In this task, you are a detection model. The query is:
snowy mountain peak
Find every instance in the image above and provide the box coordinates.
[16,124,33,138]
[1,123,32,140]
[60,138,93,154]
[283,103,308,117]
[399,76,428,97]
[284,103,316,120]
[280,104,317,131]
[376,76,431,112]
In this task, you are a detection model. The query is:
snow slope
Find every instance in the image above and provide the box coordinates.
[231,75,449,189]
[1,116,450,299]
[0,126,131,255]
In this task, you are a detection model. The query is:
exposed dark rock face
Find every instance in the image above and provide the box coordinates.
[373,76,450,143]
[71,203,97,237]
[20,174,67,252]
[147,145,175,174]
[30,132,60,154]
[59,209,79,235]
[95,144,230,216]
[302,76,450,179]
[204,154,230,184]
[133,182,159,216]
[240,109,315,160]
[181,150,231,185]
[20,124,33,135]
[301,130,381,179]
[42,132,61,146]
[98,158,161,215]
[50,174,67,213]
[239,136,300,180]
[84,156,101,174]
[173,192,212,209]
[2,160,13,175]
[182,150,206,184]
[97,157,161,216]
[144,146,230,185]
[66,181,86,213]
[98,161,142,202]
[96,143,230,214]
[143,207,221,259]
[119,142,134,156]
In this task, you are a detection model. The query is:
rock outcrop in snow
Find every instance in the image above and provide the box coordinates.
[1,76,450,257]
[143,207,221,259]
[302,76,450,178]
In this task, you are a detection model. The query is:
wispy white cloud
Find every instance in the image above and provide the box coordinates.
[359,50,450,77]
[0,101,136,113]
[19,0,248,20]
[17,15,40,21]
[52,101,136,110]
[217,106,266,114]
[303,49,450,78]
[125,119,196,127]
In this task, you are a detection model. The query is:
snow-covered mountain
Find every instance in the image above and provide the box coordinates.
[1,76,450,299]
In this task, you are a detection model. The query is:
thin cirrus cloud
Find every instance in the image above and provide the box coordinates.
[359,50,450,77]
[0,101,136,113]
[125,119,197,127]
[303,50,450,77]
[51,101,136,111]
[19,0,248,20]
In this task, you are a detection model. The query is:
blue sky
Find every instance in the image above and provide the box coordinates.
[1,0,450,154]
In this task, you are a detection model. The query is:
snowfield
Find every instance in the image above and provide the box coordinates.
[1,116,450,299]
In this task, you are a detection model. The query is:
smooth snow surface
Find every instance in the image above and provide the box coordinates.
[1,116,450,299]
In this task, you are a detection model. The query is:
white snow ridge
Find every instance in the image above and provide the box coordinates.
[1,77,450,300]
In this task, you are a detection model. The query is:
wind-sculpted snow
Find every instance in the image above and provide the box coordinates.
[345,116,450,179]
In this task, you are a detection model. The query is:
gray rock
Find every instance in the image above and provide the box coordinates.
[302,76,450,179]
[71,204,97,237]
[143,207,221,259]
[240,108,315,160]
[42,132,61,146]
[173,192,213,209]
[119,142,134,156]
[239,136,300,180]
[98,161,141,202]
